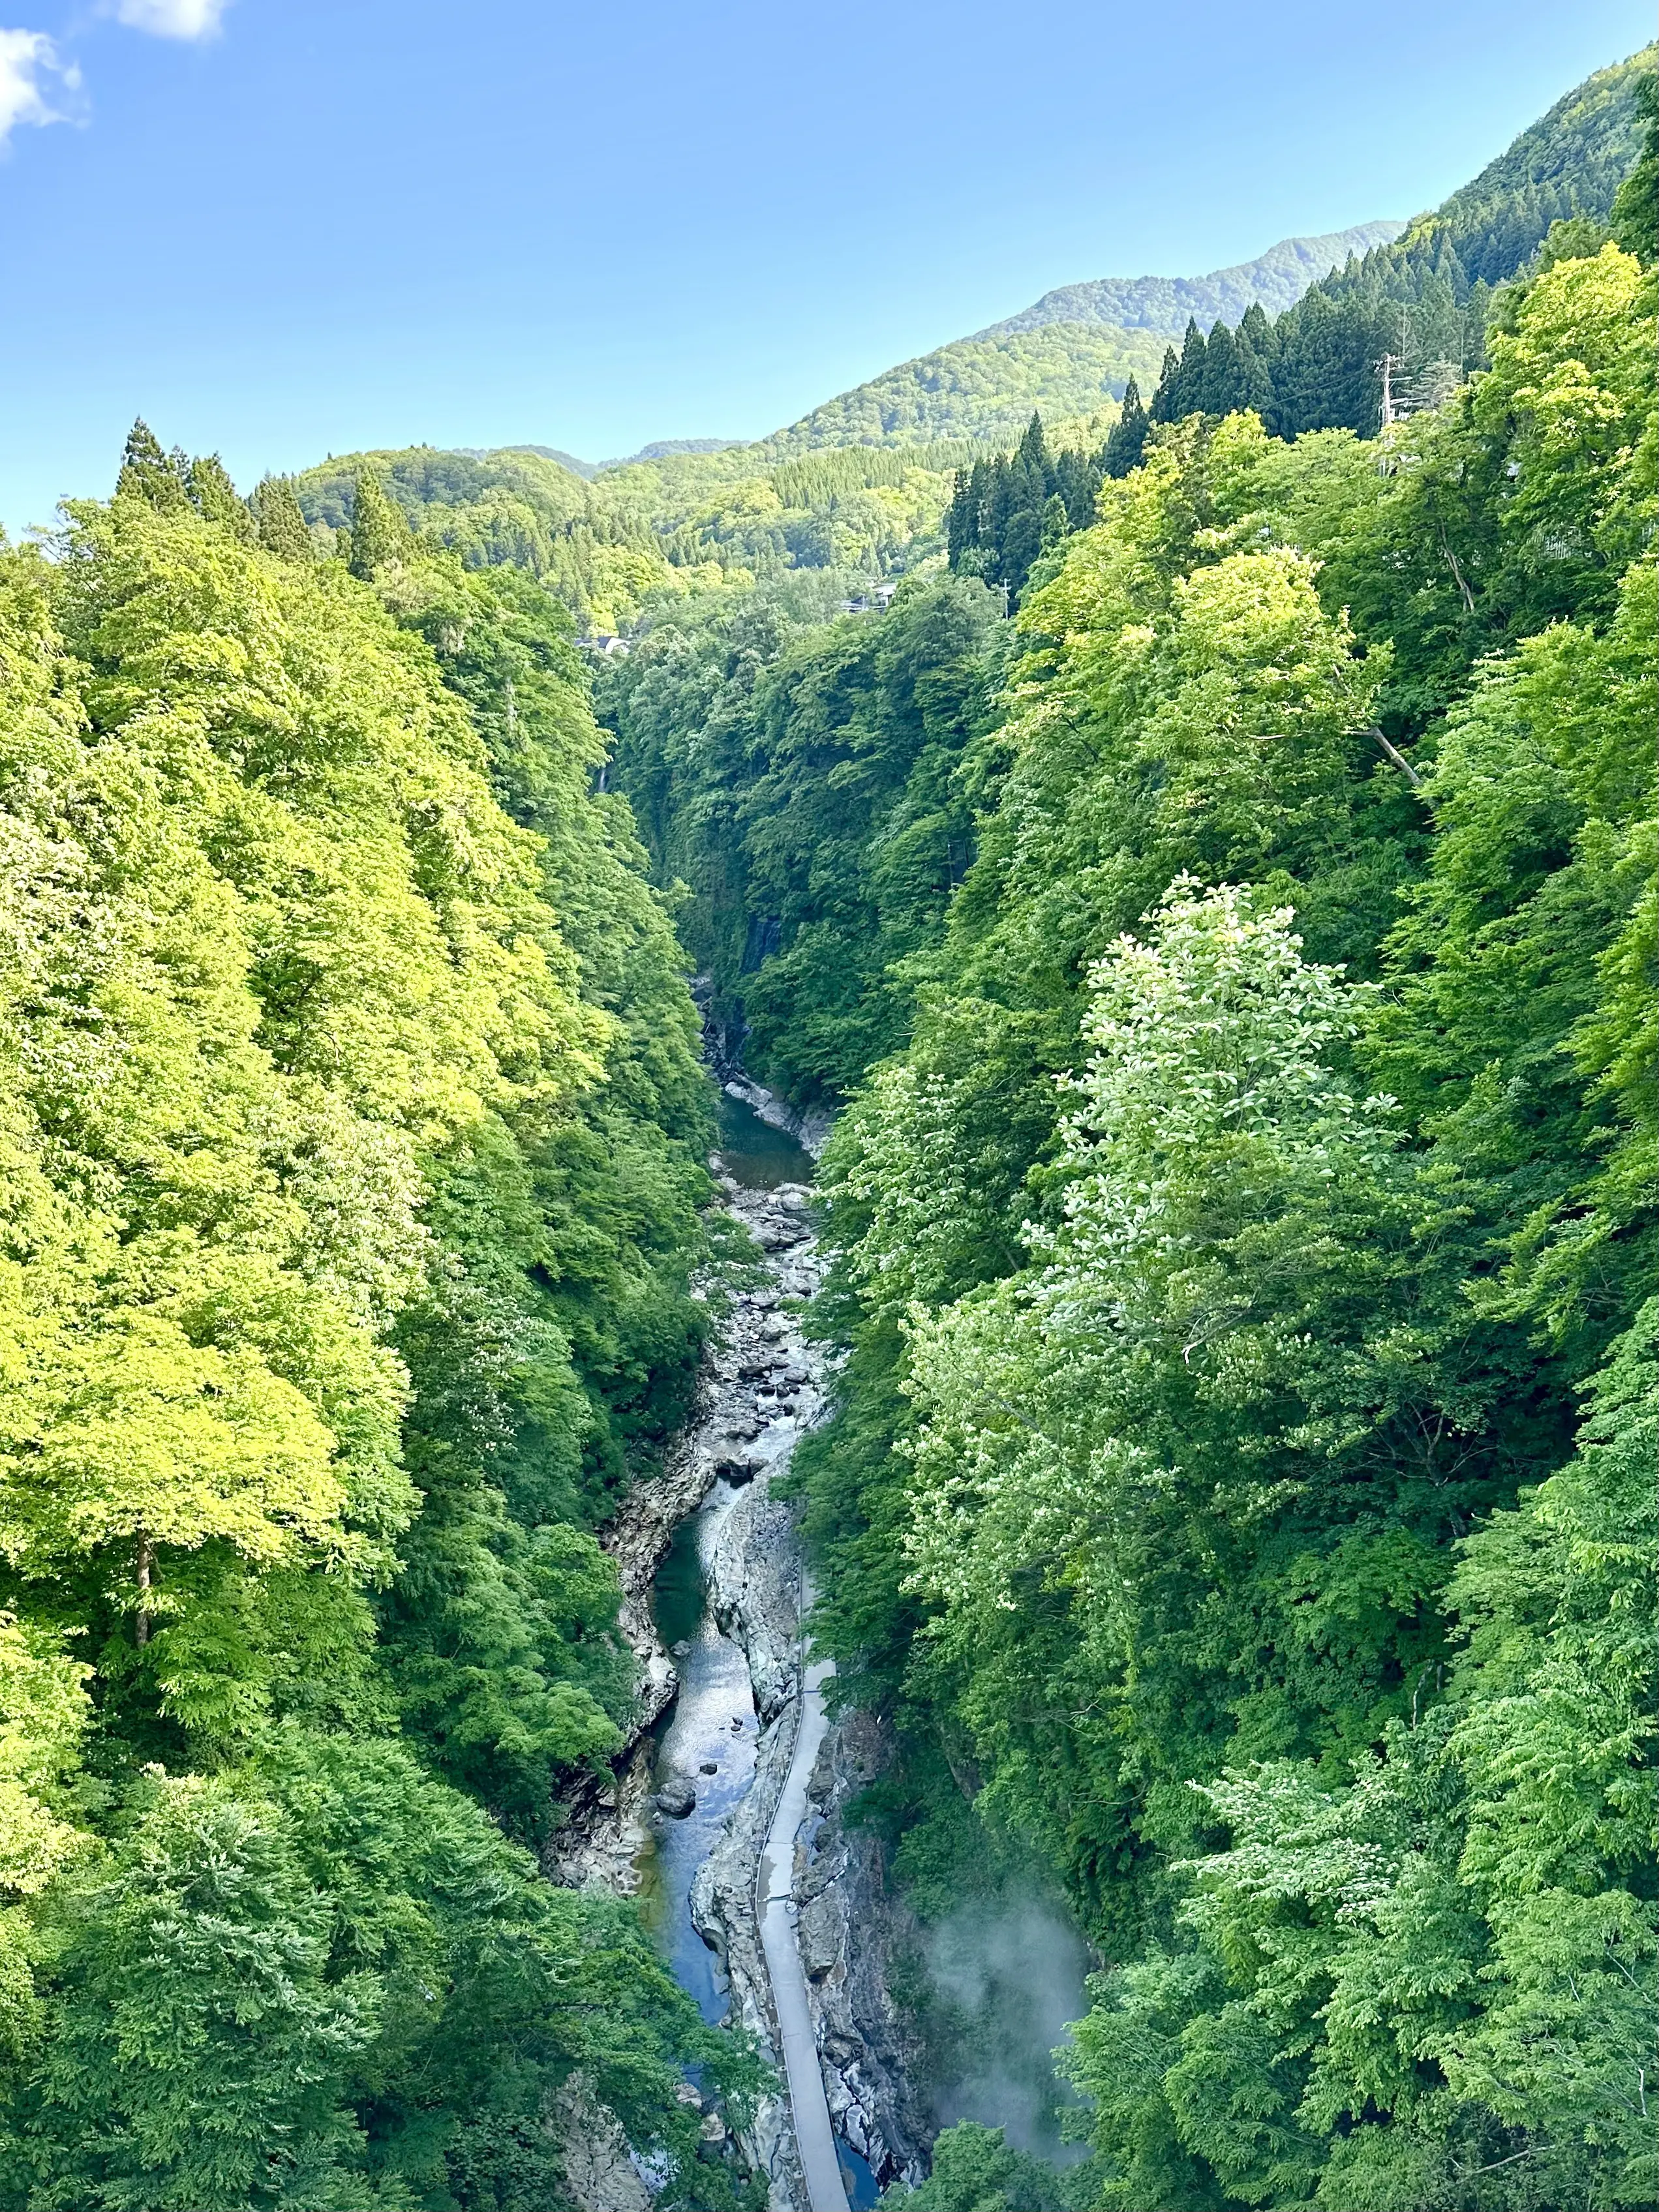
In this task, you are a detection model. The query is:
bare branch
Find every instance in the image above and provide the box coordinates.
[1438,527,1477,614]
[1360,725,1424,791]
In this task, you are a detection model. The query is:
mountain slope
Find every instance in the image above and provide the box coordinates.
[983,220,1405,336]
[1142,41,1656,439]
[1418,41,1654,280]
[757,323,1167,453]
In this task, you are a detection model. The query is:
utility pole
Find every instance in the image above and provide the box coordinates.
[1378,352,1405,429]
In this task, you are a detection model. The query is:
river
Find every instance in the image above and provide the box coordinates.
[623,1090,1086,2208]
[632,1093,877,2208]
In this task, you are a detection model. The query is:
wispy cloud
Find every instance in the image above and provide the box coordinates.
[0,28,80,147]
[112,0,229,37]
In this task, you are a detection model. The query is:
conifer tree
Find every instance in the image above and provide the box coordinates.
[1196,319,1243,414]
[186,453,256,541]
[1101,376,1149,477]
[1151,320,1208,421]
[345,467,410,578]
[1014,409,1050,480]
[250,475,315,561]
[115,419,190,512]
[1610,69,1656,260]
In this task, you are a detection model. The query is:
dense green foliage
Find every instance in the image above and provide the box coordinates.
[606,117,1656,2203]
[291,443,708,635]
[291,439,987,635]
[0,432,762,2207]
[945,408,1143,603]
[759,324,1164,454]
[600,569,1001,1102]
[2,43,1649,2212]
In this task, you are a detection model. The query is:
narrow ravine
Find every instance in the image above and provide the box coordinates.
[650,1091,873,2209]
[551,1086,895,2207]
[552,1080,1078,2209]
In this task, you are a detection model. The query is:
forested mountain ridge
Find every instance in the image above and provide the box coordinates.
[280,51,1652,642]
[600,58,1658,2211]
[290,440,717,635]
[1415,41,1654,279]
[979,220,1405,337]
[292,434,1037,631]
[1137,42,1656,440]
[0,431,765,2209]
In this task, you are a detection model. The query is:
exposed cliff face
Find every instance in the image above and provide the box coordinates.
[543,1378,718,1892]
[799,1708,933,2184]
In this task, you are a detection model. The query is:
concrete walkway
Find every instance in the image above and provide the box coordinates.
[759,1643,849,2211]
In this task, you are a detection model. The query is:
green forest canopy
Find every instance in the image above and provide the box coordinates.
[0,431,764,2210]
[0,37,1652,2212]
[600,73,1658,2212]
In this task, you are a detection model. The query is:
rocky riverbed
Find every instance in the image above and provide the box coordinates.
[547,1112,932,2208]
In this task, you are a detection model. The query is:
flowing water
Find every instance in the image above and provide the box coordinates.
[714,1089,814,1190]
[635,1093,813,2010]
[635,1091,881,2205]
[639,1487,759,2020]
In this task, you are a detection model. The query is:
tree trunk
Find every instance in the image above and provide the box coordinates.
[135,1536,153,1647]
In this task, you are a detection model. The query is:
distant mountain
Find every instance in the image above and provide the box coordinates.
[1138,42,1656,441]
[982,221,1405,338]
[600,437,746,467]
[286,48,1652,613]
[757,222,1403,453]
[456,442,601,479]
[759,324,1169,454]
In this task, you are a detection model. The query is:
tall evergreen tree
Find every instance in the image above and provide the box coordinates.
[186,453,256,541]
[1609,68,1656,258]
[115,419,190,512]
[1196,318,1243,414]
[345,466,410,578]
[1101,376,1149,477]
[250,474,315,562]
[1151,319,1208,421]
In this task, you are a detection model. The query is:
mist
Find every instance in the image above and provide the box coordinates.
[924,1897,1096,2162]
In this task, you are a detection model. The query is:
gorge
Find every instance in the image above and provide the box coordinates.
[0,37,1652,2212]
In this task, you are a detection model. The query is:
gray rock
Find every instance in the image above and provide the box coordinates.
[654,1781,697,1818]
[798,1890,844,1978]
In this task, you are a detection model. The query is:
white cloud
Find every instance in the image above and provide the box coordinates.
[0,29,79,146]
[113,0,229,37]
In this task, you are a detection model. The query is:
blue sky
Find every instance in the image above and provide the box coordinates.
[0,0,1651,530]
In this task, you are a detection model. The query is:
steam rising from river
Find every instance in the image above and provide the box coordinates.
[926,1899,1094,2161]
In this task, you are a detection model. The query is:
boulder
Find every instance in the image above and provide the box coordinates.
[654,1780,697,1818]
[798,1890,844,1978]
